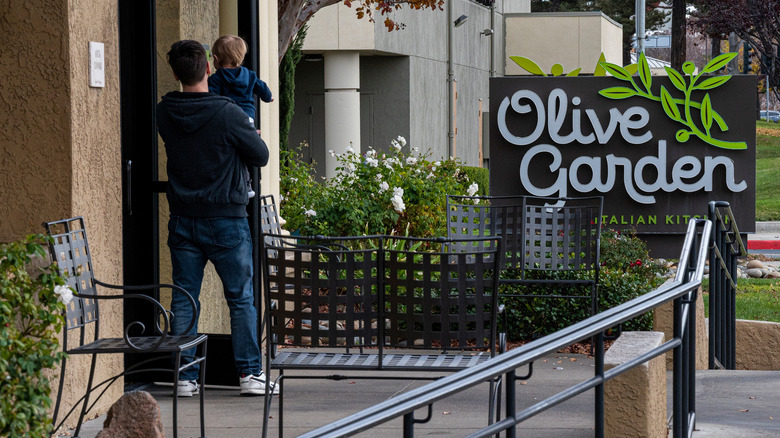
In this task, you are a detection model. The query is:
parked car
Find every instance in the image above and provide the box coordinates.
[759,110,780,122]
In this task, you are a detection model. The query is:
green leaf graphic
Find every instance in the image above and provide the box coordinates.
[510,56,547,76]
[551,63,564,76]
[695,75,731,90]
[660,86,681,121]
[599,87,638,99]
[601,63,633,81]
[702,53,737,74]
[566,68,582,77]
[701,94,713,133]
[625,64,639,75]
[665,67,687,92]
[638,52,652,93]
[594,53,607,77]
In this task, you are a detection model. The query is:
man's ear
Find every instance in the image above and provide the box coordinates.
[173,72,180,82]
[206,62,211,76]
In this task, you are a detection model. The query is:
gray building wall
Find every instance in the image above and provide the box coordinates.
[290,0,519,174]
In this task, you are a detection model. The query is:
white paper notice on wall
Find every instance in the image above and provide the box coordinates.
[89,42,105,88]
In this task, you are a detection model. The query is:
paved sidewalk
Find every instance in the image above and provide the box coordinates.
[66,352,780,437]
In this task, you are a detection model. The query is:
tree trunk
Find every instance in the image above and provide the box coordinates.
[278,0,341,63]
[670,0,686,70]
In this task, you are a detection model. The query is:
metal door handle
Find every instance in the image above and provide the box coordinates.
[124,160,132,216]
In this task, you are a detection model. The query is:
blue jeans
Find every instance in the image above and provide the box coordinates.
[167,215,261,380]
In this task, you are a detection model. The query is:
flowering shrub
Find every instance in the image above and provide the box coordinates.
[1,235,70,437]
[280,137,486,238]
[501,227,666,340]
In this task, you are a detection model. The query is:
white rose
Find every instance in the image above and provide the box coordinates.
[54,285,74,305]
[379,181,389,193]
[392,194,406,213]
[467,182,479,196]
[397,136,407,147]
[304,209,317,217]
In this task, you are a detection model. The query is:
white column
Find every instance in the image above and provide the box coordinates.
[324,51,361,178]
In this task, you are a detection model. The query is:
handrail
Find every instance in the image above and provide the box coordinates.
[300,219,712,438]
[707,201,746,370]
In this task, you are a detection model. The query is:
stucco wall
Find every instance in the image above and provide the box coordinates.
[505,12,623,75]
[0,2,72,241]
[0,0,124,431]
[63,0,125,428]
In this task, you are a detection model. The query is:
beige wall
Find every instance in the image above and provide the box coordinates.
[1,0,124,431]
[0,2,72,240]
[505,12,622,75]
[303,2,375,52]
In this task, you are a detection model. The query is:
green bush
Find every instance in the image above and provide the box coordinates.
[501,228,667,340]
[0,235,69,437]
[280,138,482,238]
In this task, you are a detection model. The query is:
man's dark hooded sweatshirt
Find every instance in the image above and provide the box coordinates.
[157,92,269,218]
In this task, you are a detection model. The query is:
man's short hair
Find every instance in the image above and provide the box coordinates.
[212,35,246,68]
[167,40,207,86]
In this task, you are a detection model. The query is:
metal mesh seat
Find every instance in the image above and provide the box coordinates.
[261,234,503,437]
[44,217,208,438]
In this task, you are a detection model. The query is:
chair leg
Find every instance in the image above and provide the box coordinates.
[52,355,68,432]
[199,342,207,438]
[74,354,99,437]
[173,351,180,438]
[278,372,284,438]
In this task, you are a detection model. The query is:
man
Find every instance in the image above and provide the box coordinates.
[157,39,271,396]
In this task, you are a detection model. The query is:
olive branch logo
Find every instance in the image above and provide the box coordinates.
[509,52,746,150]
[598,52,745,150]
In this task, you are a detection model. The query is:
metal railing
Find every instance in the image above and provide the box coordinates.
[707,201,747,370]
[300,219,712,438]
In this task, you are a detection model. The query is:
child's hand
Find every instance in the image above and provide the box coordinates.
[256,129,262,136]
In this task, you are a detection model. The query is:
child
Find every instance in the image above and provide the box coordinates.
[209,35,273,198]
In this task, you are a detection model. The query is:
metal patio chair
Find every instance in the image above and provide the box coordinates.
[45,217,208,438]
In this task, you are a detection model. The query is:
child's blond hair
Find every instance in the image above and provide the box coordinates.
[212,35,246,68]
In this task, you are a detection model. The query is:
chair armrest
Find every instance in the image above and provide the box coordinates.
[89,280,199,351]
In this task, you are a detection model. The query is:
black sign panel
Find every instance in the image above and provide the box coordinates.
[489,76,756,239]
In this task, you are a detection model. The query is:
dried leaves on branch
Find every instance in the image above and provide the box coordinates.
[278,0,444,62]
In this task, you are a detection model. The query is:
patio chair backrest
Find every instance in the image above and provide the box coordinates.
[522,196,603,272]
[446,195,526,269]
[44,217,99,338]
[383,236,501,351]
[263,235,381,349]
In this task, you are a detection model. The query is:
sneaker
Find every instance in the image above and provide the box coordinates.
[177,380,200,397]
[248,188,256,198]
[239,373,278,396]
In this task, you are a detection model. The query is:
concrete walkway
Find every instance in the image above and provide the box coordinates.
[67,352,780,437]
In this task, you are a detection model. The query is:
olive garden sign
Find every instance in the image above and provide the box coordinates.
[489,53,756,256]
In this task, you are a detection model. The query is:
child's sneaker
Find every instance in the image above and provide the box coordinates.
[239,372,278,396]
[177,380,200,397]
[247,187,256,198]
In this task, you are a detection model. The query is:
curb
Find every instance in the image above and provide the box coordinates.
[748,240,780,250]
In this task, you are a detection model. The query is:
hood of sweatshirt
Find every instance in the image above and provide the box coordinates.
[214,67,252,93]
[159,92,232,133]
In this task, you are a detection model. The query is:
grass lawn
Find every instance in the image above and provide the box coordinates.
[755,121,780,221]
[702,278,780,322]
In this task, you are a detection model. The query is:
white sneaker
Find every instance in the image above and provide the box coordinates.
[239,373,278,396]
[177,380,199,397]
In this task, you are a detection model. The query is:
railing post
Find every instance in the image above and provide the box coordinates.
[673,295,683,437]
[403,412,414,438]
[595,331,605,437]
[506,370,516,438]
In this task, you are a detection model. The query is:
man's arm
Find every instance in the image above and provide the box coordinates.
[227,105,269,167]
